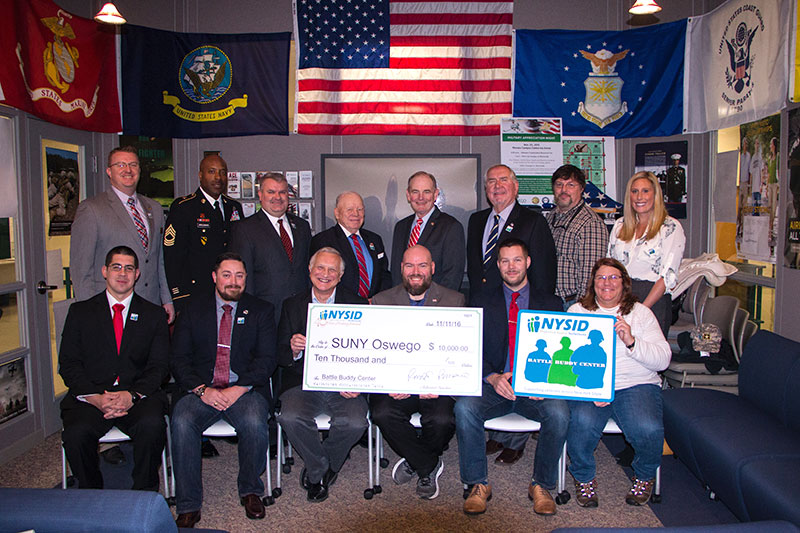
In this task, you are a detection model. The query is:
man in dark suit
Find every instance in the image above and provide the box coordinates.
[371,245,464,500]
[466,164,557,297]
[170,252,277,527]
[455,239,568,516]
[163,154,244,313]
[467,164,558,461]
[59,245,169,492]
[310,191,391,299]
[390,171,465,291]
[70,146,174,322]
[276,247,368,502]
[228,172,310,321]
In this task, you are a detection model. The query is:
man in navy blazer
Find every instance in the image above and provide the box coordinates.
[390,171,465,291]
[466,164,557,297]
[276,247,368,503]
[59,245,169,492]
[228,172,310,322]
[310,191,391,299]
[456,239,568,516]
[170,252,277,527]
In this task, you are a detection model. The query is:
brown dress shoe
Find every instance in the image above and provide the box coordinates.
[175,510,201,528]
[495,447,524,465]
[463,483,492,515]
[240,494,266,519]
[485,439,504,455]
[528,484,556,515]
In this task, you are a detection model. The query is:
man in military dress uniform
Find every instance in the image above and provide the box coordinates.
[164,154,244,313]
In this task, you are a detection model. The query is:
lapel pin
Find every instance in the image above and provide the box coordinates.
[369,242,376,251]
[130,313,139,321]
[237,317,245,324]
[505,223,514,232]
[243,309,249,315]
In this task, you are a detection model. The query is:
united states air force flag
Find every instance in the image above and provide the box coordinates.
[513,20,686,138]
[121,25,290,138]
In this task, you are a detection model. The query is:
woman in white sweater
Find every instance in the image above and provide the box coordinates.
[566,258,671,508]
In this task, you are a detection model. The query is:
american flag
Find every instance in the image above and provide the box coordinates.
[293,0,513,135]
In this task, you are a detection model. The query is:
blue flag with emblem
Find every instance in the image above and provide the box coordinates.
[121,25,290,138]
[513,20,686,138]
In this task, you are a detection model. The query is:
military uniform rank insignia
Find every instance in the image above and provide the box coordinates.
[164,224,176,246]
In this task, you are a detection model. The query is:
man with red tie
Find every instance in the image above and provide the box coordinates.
[170,252,277,527]
[59,245,170,492]
[455,239,567,516]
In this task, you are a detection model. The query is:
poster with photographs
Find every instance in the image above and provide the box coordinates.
[227,172,241,198]
[241,173,256,200]
[634,141,687,219]
[786,108,800,268]
[737,114,780,263]
[43,141,81,236]
[0,358,28,425]
[119,136,174,209]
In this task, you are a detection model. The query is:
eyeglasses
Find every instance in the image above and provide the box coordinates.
[595,274,622,281]
[109,264,136,273]
[109,162,140,170]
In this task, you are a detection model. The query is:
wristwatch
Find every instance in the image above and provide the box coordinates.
[626,339,636,350]
[130,391,142,404]
[194,385,207,397]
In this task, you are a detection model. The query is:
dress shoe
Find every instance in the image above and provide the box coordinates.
[201,439,219,458]
[322,468,338,488]
[528,483,556,515]
[240,494,266,519]
[485,439,504,455]
[463,483,492,515]
[495,447,524,465]
[175,510,201,528]
[100,446,126,465]
[307,482,329,503]
[300,467,311,490]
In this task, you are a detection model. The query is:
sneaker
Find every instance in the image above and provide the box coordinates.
[574,479,598,508]
[463,483,492,515]
[625,477,654,506]
[391,457,416,485]
[528,483,556,515]
[416,458,444,500]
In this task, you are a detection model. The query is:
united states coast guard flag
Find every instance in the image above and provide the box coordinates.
[513,20,686,138]
[121,25,290,138]
[293,0,513,136]
[683,0,790,133]
[0,0,121,132]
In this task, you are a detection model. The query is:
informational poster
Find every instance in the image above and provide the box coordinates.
[737,114,780,263]
[241,172,256,199]
[43,143,81,236]
[0,358,28,425]
[500,117,563,206]
[226,172,241,198]
[634,141,688,219]
[785,107,800,269]
[299,171,313,198]
[563,136,617,204]
[512,310,616,402]
[285,171,299,198]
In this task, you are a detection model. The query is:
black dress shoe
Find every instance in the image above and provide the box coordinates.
[201,440,219,458]
[485,439,504,456]
[240,494,265,519]
[175,510,201,528]
[322,468,338,488]
[100,446,126,465]
[307,482,329,502]
[495,447,524,465]
[300,467,311,490]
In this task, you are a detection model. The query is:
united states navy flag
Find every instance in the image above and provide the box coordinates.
[513,20,686,138]
[121,25,290,138]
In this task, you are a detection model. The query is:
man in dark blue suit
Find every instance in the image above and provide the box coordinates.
[456,239,568,516]
[170,252,277,528]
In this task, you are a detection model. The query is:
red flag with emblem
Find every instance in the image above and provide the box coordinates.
[0,0,121,132]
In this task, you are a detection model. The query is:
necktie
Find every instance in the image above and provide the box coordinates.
[112,303,124,354]
[483,214,500,266]
[508,292,520,373]
[213,200,223,222]
[212,304,233,388]
[351,233,370,298]
[408,217,423,248]
[127,197,149,251]
[278,219,293,262]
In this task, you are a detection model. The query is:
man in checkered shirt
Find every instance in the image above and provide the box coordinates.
[545,165,609,310]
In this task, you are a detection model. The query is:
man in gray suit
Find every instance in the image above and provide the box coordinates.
[70,146,173,322]
[370,245,464,500]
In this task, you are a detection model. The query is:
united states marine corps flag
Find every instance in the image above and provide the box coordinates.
[121,25,290,138]
[0,0,121,132]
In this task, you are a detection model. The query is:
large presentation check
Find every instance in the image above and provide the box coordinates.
[303,304,483,396]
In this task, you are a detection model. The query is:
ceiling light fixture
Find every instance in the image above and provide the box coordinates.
[94,3,127,24]
[629,0,662,15]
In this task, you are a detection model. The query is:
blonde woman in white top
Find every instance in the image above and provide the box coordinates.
[608,171,685,336]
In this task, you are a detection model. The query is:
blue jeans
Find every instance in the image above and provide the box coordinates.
[171,390,270,514]
[567,384,663,483]
[454,381,569,489]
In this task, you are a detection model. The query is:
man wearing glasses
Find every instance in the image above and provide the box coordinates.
[545,165,608,311]
[70,146,174,322]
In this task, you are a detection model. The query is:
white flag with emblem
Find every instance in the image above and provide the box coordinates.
[683,0,790,133]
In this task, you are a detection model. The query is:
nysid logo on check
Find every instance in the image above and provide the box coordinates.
[318,308,363,322]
